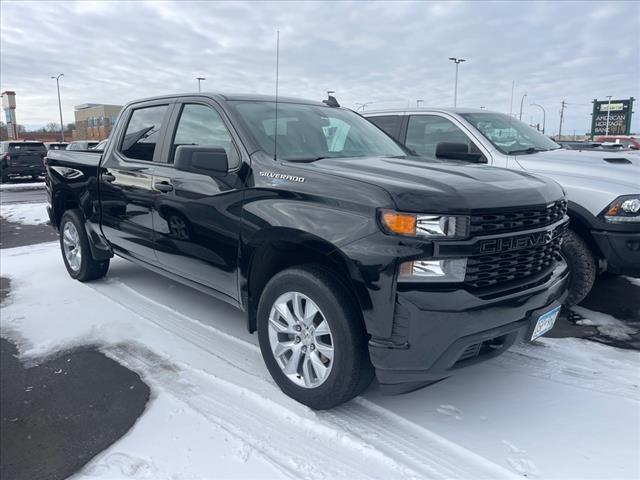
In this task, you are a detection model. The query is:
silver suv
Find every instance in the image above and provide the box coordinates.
[365,108,640,306]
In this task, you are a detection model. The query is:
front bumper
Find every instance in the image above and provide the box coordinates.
[591,230,640,277]
[369,262,569,391]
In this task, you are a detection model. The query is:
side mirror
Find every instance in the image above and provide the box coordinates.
[435,142,485,163]
[174,146,228,176]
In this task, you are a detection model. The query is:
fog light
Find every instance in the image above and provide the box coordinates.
[398,258,467,282]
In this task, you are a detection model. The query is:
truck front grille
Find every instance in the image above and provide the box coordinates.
[470,200,567,236]
[465,224,566,289]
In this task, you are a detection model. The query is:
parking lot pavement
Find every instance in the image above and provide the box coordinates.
[1,197,151,480]
[0,337,150,480]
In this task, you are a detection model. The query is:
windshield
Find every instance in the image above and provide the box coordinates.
[231,101,406,161]
[460,112,560,155]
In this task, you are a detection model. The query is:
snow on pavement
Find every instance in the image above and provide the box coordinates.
[1,242,639,479]
[571,305,638,341]
[0,181,45,192]
[0,202,48,225]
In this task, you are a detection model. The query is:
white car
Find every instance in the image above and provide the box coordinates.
[365,108,640,306]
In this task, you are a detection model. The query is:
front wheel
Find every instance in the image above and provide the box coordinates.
[59,209,110,282]
[257,265,373,410]
[561,229,596,307]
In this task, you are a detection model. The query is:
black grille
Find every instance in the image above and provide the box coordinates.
[470,200,567,236]
[465,224,566,289]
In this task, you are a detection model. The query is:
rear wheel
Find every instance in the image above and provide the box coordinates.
[59,209,110,282]
[561,229,596,307]
[257,265,373,409]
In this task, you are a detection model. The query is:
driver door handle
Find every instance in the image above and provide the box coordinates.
[154,181,174,193]
[102,172,116,182]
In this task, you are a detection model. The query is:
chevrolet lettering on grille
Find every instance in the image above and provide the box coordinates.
[479,226,562,254]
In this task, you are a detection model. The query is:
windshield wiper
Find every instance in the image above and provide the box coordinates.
[508,147,548,155]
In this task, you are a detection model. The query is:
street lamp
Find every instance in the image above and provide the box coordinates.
[605,95,613,135]
[416,99,424,108]
[50,74,64,142]
[196,77,206,93]
[529,103,546,134]
[519,93,527,121]
[448,57,466,107]
[354,102,374,112]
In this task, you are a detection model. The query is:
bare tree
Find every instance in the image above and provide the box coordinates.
[45,122,61,132]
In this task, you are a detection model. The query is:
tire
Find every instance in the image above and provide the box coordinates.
[561,229,596,307]
[59,209,110,282]
[257,264,374,409]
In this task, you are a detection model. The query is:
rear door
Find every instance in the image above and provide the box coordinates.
[149,98,247,300]
[99,100,175,262]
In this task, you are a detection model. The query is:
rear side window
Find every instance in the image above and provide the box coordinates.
[9,142,46,153]
[367,115,402,140]
[120,105,169,161]
[171,104,239,168]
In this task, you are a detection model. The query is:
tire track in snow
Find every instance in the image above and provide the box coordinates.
[89,278,518,479]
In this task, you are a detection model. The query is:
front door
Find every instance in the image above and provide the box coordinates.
[151,100,247,300]
[100,102,173,262]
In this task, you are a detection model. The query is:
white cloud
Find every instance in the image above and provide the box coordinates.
[1,0,638,136]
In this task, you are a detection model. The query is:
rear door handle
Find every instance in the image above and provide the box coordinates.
[102,172,116,182]
[154,181,174,193]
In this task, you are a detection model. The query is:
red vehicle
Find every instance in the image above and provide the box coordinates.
[595,135,640,150]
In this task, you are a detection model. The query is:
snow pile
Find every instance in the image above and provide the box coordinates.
[0,182,45,192]
[1,243,639,479]
[571,305,637,341]
[0,202,49,225]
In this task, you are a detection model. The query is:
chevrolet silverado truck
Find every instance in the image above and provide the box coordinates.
[366,109,640,306]
[46,93,568,409]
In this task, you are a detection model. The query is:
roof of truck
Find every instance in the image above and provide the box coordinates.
[125,92,326,107]
[363,107,497,115]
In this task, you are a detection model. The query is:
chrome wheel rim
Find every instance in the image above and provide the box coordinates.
[62,221,82,272]
[268,292,334,388]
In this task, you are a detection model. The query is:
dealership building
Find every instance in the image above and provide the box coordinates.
[73,103,123,141]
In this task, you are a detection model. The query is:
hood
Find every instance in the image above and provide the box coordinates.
[299,156,564,213]
[513,149,639,214]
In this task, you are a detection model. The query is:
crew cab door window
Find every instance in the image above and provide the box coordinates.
[119,105,169,162]
[367,115,402,140]
[171,104,239,168]
[406,115,478,159]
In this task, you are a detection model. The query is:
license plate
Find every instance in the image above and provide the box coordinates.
[531,306,561,340]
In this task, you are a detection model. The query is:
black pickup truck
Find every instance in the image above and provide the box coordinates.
[1,141,47,181]
[46,93,569,409]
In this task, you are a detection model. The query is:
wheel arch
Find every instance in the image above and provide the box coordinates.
[241,227,371,333]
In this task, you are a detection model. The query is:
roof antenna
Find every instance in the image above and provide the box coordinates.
[273,30,280,161]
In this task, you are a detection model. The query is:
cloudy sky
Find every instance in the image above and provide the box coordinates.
[1,1,638,135]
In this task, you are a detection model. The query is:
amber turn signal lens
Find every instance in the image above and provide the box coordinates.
[381,211,417,236]
[605,201,620,217]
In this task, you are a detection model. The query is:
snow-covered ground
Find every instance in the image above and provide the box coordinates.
[1,242,639,480]
[0,202,48,225]
[0,181,45,191]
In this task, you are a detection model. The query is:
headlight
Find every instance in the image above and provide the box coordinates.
[380,210,469,238]
[398,258,467,282]
[602,195,640,223]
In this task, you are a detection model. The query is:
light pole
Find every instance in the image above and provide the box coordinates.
[354,102,374,112]
[448,57,466,107]
[416,99,424,108]
[605,95,612,135]
[530,103,546,134]
[518,93,527,121]
[196,77,206,92]
[50,74,64,142]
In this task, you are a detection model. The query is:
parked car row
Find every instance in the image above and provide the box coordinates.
[0,139,108,182]
[44,92,638,409]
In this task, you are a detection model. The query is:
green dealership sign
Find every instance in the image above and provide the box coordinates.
[591,98,634,136]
